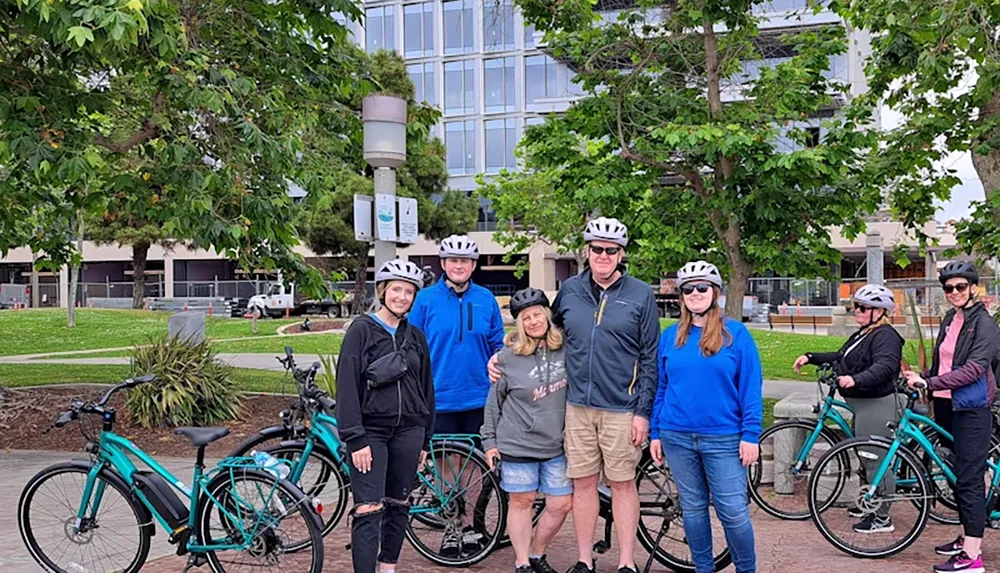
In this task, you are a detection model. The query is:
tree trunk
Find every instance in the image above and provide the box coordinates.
[132,241,150,310]
[573,249,587,274]
[352,252,368,316]
[724,259,753,320]
[67,210,84,328]
[30,251,40,308]
[971,91,1000,221]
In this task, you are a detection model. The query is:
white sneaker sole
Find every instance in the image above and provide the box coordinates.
[935,566,984,573]
[853,524,895,534]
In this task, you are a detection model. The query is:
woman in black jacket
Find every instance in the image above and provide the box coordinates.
[337,259,435,573]
[905,261,997,573]
[793,284,903,533]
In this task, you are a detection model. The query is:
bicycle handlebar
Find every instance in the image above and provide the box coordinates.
[50,374,156,431]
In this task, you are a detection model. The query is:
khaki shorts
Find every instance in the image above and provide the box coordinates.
[564,403,641,482]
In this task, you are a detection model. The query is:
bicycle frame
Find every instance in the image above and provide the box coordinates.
[865,407,1000,520]
[791,391,854,470]
[77,429,282,553]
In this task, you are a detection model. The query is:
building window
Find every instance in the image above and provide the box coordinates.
[484,0,515,52]
[446,120,476,175]
[407,62,437,106]
[524,23,536,49]
[443,0,474,55]
[525,55,558,103]
[334,12,355,41]
[403,2,434,58]
[444,60,475,115]
[524,116,544,127]
[805,126,821,147]
[366,6,395,54]
[484,57,515,113]
[485,118,516,173]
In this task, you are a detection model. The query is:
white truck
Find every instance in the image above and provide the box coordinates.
[246,281,351,319]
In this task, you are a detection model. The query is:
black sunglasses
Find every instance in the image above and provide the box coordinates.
[589,245,622,256]
[943,283,970,294]
[853,303,872,312]
[680,284,712,295]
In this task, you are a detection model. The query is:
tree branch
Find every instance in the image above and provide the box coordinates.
[94,91,165,152]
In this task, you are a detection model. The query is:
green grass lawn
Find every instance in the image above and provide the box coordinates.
[0,309,304,356]
[0,363,294,393]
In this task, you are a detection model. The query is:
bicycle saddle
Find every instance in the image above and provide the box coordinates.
[175,427,230,447]
[913,404,930,416]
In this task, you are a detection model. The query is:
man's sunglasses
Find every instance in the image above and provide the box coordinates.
[943,283,970,294]
[589,245,622,256]
[680,284,712,295]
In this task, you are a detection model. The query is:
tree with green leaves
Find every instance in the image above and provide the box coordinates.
[1,0,366,297]
[515,0,880,317]
[300,50,478,314]
[836,0,1000,256]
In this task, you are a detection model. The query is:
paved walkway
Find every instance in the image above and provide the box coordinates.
[5,450,995,573]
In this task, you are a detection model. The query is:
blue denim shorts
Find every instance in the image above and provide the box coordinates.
[500,455,573,496]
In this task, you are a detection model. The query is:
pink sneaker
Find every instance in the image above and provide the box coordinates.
[933,551,984,573]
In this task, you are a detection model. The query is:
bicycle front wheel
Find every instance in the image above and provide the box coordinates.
[405,442,506,567]
[265,443,350,541]
[18,462,152,573]
[808,437,930,558]
[635,459,732,572]
[197,468,324,573]
[749,420,847,520]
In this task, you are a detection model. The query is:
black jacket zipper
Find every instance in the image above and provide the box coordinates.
[467,302,473,332]
[458,295,464,342]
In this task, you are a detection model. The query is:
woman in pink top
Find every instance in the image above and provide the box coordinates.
[905,261,999,573]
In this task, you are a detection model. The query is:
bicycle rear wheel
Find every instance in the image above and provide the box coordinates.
[197,468,324,573]
[405,442,506,567]
[635,459,732,572]
[808,437,930,558]
[264,443,350,540]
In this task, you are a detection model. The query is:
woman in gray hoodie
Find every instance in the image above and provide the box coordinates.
[482,288,572,573]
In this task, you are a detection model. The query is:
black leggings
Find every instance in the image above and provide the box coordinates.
[933,397,955,449]
[349,424,425,573]
[951,408,992,538]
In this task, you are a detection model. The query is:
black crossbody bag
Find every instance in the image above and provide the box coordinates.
[365,321,412,390]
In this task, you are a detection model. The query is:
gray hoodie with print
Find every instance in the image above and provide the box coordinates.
[480,345,567,460]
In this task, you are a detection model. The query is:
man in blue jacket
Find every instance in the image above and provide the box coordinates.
[409,234,505,557]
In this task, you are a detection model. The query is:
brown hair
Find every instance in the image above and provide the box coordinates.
[504,306,564,356]
[675,287,732,357]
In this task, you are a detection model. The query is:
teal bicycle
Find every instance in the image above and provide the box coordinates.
[17,375,325,573]
[807,379,1000,558]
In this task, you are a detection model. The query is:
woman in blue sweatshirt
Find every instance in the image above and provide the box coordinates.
[649,261,763,573]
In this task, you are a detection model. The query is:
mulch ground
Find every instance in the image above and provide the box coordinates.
[280,319,348,335]
[0,386,292,457]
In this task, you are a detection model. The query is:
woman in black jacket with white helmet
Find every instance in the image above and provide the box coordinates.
[793,284,904,533]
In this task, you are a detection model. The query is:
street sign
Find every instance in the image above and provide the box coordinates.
[398,197,418,244]
[375,193,397,241]
[353,194,373,241]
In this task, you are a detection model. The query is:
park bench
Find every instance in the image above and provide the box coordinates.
[768,314,833,333]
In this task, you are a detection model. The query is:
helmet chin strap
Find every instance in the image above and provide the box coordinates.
[379,295,408,321]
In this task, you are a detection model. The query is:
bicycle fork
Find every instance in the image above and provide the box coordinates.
[73,463,108,533]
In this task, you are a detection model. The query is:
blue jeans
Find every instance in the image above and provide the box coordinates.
[662,431,756,573]
[500,455,574,496]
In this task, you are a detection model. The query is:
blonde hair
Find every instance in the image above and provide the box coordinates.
[676,287,732,357]
[860,311,892,333]
[504,306,564,356]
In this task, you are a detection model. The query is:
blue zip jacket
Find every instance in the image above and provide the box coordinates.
[552,269,659,419]
[651,319,763,443]
[408,277,505,413]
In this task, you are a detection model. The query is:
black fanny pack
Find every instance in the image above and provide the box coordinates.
[366,322,411,390]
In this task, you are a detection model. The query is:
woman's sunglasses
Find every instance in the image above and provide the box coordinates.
[680,284,712,295]
[853,303,872,312]
[589,245,622,256]
[943,283,970,294]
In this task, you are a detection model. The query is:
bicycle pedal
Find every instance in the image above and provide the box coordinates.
[181,553,208,572]
[990,519,1000,530]
[593,541,611,554]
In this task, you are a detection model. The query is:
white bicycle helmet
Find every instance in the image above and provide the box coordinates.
[676,261,723,289]
[375,259,424,289]
[853,284,895,310]
[439,235,480,260]
[583,217,628,247]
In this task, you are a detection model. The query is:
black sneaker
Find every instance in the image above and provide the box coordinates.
[517,566,534,573]
[566,561,595,573]
[852,514,894,534]
[530,555,558,573]
[617,567,638,573]
[847,506,867,518]
[461,526,484,552]
[440,529,461,557]
[935,535,965,556]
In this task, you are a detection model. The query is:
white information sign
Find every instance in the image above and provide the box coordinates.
[375,193,397,241]
[353,194,373,241]
[397,197,419,244]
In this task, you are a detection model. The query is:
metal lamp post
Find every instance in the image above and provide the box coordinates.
[362,95,408,272]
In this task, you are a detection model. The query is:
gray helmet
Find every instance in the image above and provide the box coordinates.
[676,260,723,289]
[509,288,550,319]
[375,259,424,289]
[853,284,895,310]
[939,261,979,285]
[583,217,628,247]
[439,235,480,260]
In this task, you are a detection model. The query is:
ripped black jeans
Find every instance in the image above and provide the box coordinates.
[349,424,425,573]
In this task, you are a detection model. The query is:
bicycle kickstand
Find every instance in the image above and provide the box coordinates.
[181,552,208,572]
[642,517,671,573]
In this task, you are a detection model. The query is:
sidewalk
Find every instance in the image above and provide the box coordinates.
[4,449,992,573]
